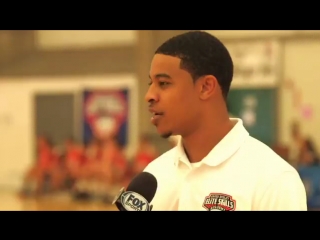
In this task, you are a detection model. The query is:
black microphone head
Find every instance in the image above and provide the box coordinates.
[127,171,157,203]
[112,171,158,211]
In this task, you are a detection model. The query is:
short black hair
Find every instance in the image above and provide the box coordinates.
[155,31,233,100]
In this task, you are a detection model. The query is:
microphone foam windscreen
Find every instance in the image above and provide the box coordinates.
[127,172,158,203]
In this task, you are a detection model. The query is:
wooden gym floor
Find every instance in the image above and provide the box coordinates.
[0,190,118,211]
[1,190,315,211]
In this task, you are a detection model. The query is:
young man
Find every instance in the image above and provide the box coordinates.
[143,31,307,211]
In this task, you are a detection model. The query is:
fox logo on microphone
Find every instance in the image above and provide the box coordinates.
[120,191,151,211]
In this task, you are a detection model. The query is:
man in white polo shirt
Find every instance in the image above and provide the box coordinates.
[143,31,307,211]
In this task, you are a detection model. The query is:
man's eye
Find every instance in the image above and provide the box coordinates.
[159,82,169,86]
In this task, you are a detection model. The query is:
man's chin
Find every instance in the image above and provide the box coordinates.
[157,127,172,138]
[154,123,173,138]
[160,132,172,139]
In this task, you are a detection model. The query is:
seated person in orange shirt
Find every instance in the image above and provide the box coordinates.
[72,135,128,200]
[94,136,127,187]
[75,138,102,180]
[20,135,61,195]
[64,138,86,181]
[131,134,158,177]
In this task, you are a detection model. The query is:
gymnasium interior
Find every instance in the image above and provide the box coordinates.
[0,30,319,210]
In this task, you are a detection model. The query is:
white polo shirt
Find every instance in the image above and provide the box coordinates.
[143,118,307,211]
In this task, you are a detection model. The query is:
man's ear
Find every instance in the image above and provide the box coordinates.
[198,75,218,100]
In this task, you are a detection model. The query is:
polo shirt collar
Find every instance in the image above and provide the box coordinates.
[174,118,249,168]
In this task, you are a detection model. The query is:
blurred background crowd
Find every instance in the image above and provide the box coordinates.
[0,30,320,210]
[19,133,178,203]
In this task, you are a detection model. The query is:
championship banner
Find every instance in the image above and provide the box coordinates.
[298,166,320,209]
[82,89,129,147]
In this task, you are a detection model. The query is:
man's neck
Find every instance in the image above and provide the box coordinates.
[182,117,235,163]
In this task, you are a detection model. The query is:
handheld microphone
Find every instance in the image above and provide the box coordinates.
[112,172,157,211]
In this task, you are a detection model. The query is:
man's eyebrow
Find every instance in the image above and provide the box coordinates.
[149,73,172,79]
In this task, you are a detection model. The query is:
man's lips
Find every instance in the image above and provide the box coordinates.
[148,108,164,116]
[148,108,164,124]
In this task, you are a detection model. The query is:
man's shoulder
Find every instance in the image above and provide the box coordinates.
[241,137,307,210]
[242,136,302,189]
[244,136,295,170]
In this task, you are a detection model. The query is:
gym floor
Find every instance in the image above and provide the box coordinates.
[0,191,118,211]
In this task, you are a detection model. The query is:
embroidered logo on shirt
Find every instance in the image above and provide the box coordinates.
[202,193,236,211]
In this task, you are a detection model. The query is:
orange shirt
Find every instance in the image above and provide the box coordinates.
[102,144,127,171]
[135,152,156,166]
[38,148,57,171]
[113,149,127,170]
[66,147,85,165]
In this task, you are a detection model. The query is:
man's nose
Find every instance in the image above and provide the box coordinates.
[145,85,158,103]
